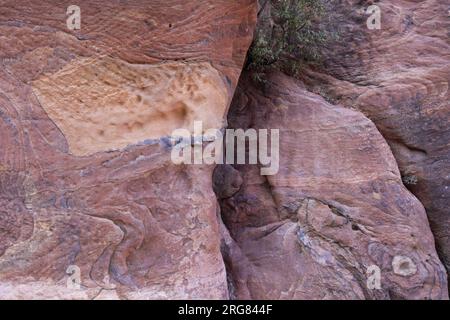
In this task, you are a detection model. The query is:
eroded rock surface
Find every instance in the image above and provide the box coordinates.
[32,58,228,156]
[300,0,450,278]
[217,72,448,299]
[0,0,448,300]
[0,0,256,299]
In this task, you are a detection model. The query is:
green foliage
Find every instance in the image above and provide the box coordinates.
[247,0,329,80]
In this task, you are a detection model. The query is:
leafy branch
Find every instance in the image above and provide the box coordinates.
[247,0,329,80]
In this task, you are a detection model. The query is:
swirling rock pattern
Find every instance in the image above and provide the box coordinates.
[218,72,448,299]
[0,0,256,299]
[299,0,450,284]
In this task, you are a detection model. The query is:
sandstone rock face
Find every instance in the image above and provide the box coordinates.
[0,0,448,300]
[32,58,229,156]
[300,0,450,278]
[217,72,448,299]
[0,0,256,299]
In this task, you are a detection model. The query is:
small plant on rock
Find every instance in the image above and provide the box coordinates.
[247,0,329,81]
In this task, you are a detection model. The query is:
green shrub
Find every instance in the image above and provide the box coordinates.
[247,0,329,80]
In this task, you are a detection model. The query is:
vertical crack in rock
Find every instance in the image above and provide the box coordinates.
[0,0,257,299]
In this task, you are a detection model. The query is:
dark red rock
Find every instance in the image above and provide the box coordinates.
[299,0,450,282]
[217,72,448,299]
